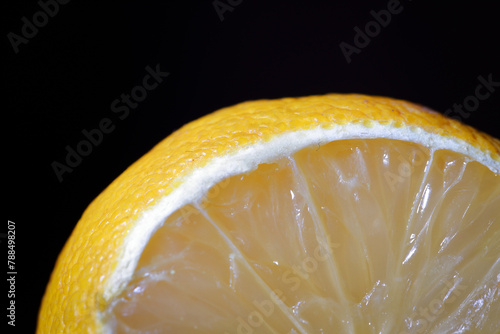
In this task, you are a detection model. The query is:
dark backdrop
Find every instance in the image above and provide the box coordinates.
[5,1,499,332]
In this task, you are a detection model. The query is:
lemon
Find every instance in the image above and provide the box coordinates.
[38,94,500,333]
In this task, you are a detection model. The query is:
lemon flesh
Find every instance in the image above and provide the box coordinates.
[106,139,500,333]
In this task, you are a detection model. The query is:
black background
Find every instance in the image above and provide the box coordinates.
[5,0,499,332]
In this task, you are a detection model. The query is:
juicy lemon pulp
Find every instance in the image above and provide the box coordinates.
[106,139,499,333]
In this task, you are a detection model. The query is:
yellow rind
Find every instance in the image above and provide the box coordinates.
[37,93,500,333]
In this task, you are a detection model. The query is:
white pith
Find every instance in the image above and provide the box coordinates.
[100,122,500,328]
